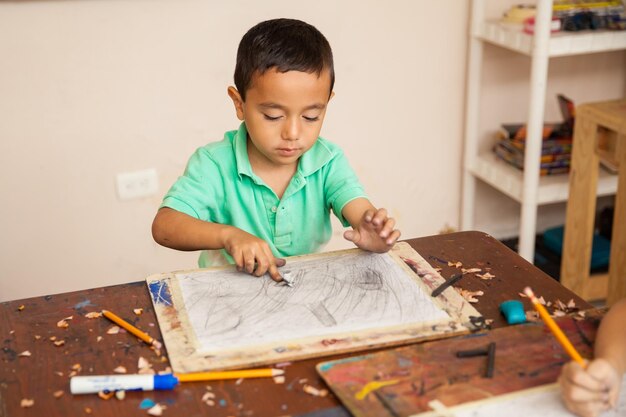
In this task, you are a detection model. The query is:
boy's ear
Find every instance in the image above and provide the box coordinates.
[329,91,335,100]
[227,86,245,120]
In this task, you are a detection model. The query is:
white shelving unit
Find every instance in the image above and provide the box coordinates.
[461,0,626,262]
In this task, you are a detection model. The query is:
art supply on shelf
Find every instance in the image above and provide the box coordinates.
[499,300,527,324]
[523,286,586,367]
[102,309,162,349]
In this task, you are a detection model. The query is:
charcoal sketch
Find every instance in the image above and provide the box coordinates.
[175,251,450,352]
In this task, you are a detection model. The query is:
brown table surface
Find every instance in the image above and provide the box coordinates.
[0,231,592,417]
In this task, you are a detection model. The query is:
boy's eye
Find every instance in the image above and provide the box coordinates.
[303,116,320,122]
[263,114,281,121]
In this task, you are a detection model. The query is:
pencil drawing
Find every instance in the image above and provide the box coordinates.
[175,251,450,352]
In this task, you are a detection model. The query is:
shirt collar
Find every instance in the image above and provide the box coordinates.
[234,122,333,179]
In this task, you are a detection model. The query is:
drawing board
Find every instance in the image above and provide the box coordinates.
[147,242,481,372]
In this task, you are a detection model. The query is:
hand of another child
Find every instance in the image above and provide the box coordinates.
[559,359,622,417]
[222,227,286,282]
[343,208,401,253]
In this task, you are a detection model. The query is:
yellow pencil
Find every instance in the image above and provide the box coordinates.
[175,368,284,382]
[102,309,162,349]
[523,287,586,367]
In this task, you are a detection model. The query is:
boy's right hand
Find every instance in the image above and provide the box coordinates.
[221,227,285,282]
[559,359,621,417]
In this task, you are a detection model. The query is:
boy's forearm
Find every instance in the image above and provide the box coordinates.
[341,197,376,228]
[595,299,626,375]
[152,207,230,251]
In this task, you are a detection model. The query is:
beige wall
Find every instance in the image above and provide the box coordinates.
[1,0,624,301]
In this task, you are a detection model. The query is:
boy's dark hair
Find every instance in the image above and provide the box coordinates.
[234,18,334,101]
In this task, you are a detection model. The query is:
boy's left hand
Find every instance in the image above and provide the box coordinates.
[343,208,400,253]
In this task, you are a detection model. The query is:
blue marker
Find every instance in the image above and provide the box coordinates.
[70,374,179,394]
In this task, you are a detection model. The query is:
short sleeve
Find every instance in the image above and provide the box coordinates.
[323,149,367,227]
[160,147,225,222]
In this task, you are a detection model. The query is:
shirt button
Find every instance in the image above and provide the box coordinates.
[271,206,277,213]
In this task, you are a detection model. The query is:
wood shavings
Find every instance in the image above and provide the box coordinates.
[476,272,495,280]
[158,367,173,375]
[18,350,31,357]
[273,375,285,384]
[107,325,121,334]
[85,312,102,319]
[526,311,540,322]
[53,390,64,398]
[21,398,34,408]
[553,310,566,317]
[96,336,103,342]
[537,296,546,305]
[49,336,57,341]
[202,391,216,405]
[302,384,328,397]
[567,299,576,309]
[134,308,143,315]
[448,261,462,268]
[455,289,484,303]
[235,378,244,385]
[18,304,25,311]
[115,390,126,400]
[55,371,64,377]
[113,366,127,374]
[34,335,41,340]
[84,407,92,414]
[147,404,166,416]
[461,268,482,274]
[138,357,154,374]
[98,391,115,400]
[53,340,65,347]
[57,316,73,328]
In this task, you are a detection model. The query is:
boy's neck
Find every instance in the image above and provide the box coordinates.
[248,147,298,199]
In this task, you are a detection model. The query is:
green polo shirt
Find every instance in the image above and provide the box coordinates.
[161,123,367,268]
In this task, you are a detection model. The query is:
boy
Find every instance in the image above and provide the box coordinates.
[152,18,400,282]
[559,298,626,417]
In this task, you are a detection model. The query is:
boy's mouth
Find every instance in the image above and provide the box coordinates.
[277,147,299,156]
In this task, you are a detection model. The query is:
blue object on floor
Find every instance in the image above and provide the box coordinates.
[543,225,610,270]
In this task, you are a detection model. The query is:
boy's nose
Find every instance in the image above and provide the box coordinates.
[281,118,300,141]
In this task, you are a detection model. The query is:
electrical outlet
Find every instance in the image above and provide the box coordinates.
[116,169,159,200]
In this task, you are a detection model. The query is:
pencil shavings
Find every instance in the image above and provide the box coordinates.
[448,261,462,268]
[113,366,127,374]
[455,289,484,303]
[18,304,25,311]
[461,268,482,274]
[138,357,154,374]
[526,311,540,322]
[303,384,329,397]
[133,308,143,315]
[18,350,31,357]
[34,335,41,340]
[115,390,126,400]
[53,340,65,347]
[107,325,121,334]
[20,398,34,408]
[84,407,92,414]
[57,318,71,328]
[476,272,495,280]
[553,310,566,317]
[85,312,102,319]
[98,391,115,400]
[147,404,166,416]
[53,390,64,398]
[97,336,103,342]
[273,375,285,384]
[202,391,216,406]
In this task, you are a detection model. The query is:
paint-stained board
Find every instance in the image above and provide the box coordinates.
[147,242,481,372]
[316,314,602,417]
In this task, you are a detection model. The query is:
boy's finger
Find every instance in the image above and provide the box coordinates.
[385,230,401,246]
[372,208,388,225]
[379,217,396,238]
[253,257,269,277]
[267,264,283,282]
[275,258,286,267]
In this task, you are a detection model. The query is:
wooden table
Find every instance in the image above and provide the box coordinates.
[0,231,592,417]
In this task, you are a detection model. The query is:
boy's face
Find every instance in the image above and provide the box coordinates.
[228,68,333,170]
